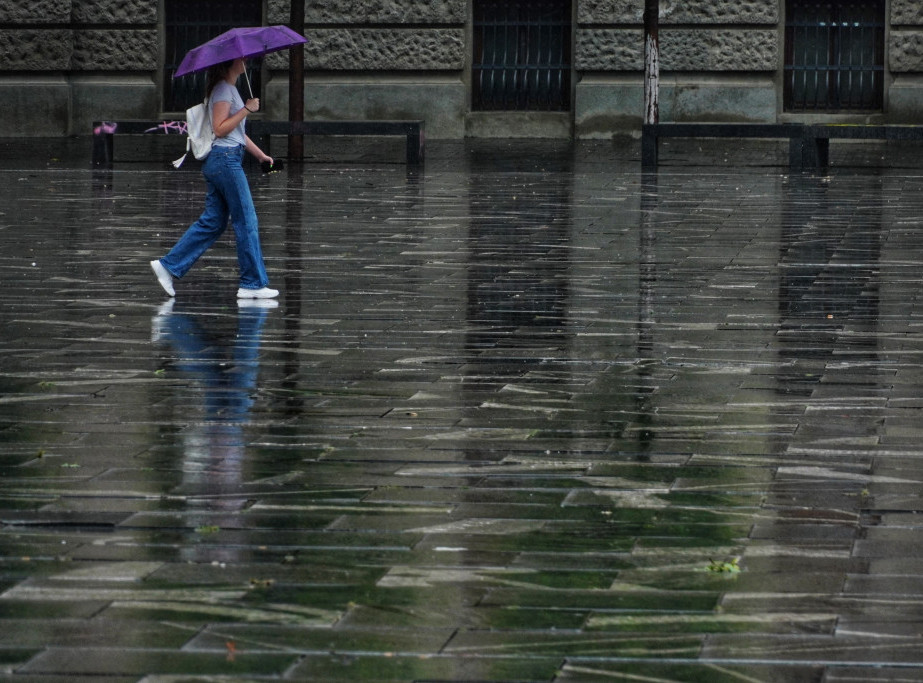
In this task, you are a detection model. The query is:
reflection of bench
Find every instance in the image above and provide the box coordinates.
[91,118,425,167]
[641,122,923,171]
[248,120,425,165]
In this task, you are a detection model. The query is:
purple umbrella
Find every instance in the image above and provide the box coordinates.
[174,25,308,97]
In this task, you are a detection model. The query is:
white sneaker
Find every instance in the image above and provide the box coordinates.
[237,286,279,299]
[150,260,175,297]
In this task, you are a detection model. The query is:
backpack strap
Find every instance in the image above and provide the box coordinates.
[172,137,190,169]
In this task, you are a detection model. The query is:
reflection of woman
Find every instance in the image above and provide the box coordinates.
[152,298,276,557]
[151,58,279,300]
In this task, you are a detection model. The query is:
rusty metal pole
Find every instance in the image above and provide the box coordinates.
[643,0,659,125]
[288,0,305,161]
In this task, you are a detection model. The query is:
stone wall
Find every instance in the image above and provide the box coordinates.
[264,0,467,137]
[574,0,780,136]
[2,0,923,138]
[275,0,785,137]
[0,0,158,135]
[888,0,923,122]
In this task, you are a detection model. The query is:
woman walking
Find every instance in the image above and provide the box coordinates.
[151,58,278,299]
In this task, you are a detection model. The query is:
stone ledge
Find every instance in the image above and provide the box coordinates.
[266,80,466,138]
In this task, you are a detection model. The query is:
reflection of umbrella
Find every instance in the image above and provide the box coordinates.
[174,25,308,97]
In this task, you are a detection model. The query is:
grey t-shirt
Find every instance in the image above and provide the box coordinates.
[209,80,247,148]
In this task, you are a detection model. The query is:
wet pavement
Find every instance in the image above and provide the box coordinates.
[3,136,923,681]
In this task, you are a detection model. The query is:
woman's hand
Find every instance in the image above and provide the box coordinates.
[243,134,272,164]
[245,98,260,113]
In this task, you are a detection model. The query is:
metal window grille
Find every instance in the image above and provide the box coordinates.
[164,0,263,112]
[472,0,572,112]
[784,0,884,112]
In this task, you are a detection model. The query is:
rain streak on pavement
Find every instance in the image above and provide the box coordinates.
[2,137,923,681]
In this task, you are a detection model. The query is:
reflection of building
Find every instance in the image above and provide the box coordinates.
[462,141,573,453]
[777,174,882,391]
[6,1,923,138]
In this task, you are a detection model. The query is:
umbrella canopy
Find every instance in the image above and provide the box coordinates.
[174,25,307,78]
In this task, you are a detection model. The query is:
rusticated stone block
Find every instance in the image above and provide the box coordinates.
[576,30,639,70]
[0,0,70,24]
[579,0,777,24]
[269,0,464,24]
[72,30,157,69]
[662,0,777,24]
[578,0,641,23]
[664,29,777,70]
[0,29,72,69]
[305,28,464,70]
[72,0,157,24]
[892,1,923,26]
[890,32,923,72]
[577,28,777,71]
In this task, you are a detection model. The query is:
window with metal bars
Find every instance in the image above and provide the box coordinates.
[163,0,263,113]
[472,0,572,112]
[784,0,884,112]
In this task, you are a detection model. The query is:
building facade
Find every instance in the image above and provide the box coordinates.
[2,0,922,138]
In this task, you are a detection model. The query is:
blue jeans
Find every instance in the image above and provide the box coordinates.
[160,145,269,289]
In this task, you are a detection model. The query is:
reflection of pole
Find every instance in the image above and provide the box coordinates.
[643,0,659,125]
[636,172,658,459]
[281,167,305,416]
[288,0,305,161]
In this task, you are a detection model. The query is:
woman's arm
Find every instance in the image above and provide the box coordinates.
[211,98,261,138]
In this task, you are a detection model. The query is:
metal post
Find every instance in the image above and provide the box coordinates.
[643,0,659,125]
[288,0,305,161]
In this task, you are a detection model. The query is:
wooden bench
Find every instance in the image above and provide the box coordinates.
[641,122,923,171]
[248,120,424,165]
[806,124,923,168]
[91,120,186,167]
[91,118,425,167]
[642,123,814,171]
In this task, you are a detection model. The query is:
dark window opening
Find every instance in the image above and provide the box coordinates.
[784,0,884,112]
[472,0,572,112]
[164,0,263,113]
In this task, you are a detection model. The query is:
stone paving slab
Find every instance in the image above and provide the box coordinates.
[3,137,923,680]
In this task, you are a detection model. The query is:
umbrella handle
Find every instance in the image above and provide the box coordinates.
[243,69,254,100]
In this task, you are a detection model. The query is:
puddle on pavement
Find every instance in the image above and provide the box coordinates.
[2,140,923,678]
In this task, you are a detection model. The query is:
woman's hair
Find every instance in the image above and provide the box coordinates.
[205,59,235,99]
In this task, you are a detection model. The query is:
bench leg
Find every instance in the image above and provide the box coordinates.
[788,138,804,171]
[92,132,113,168]
[789,136,829,172]
[641,126,658,171]
[815,138,829,169]
[406,129,424,165]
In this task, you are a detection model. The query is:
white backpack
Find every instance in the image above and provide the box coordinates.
[172,98,215,168]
